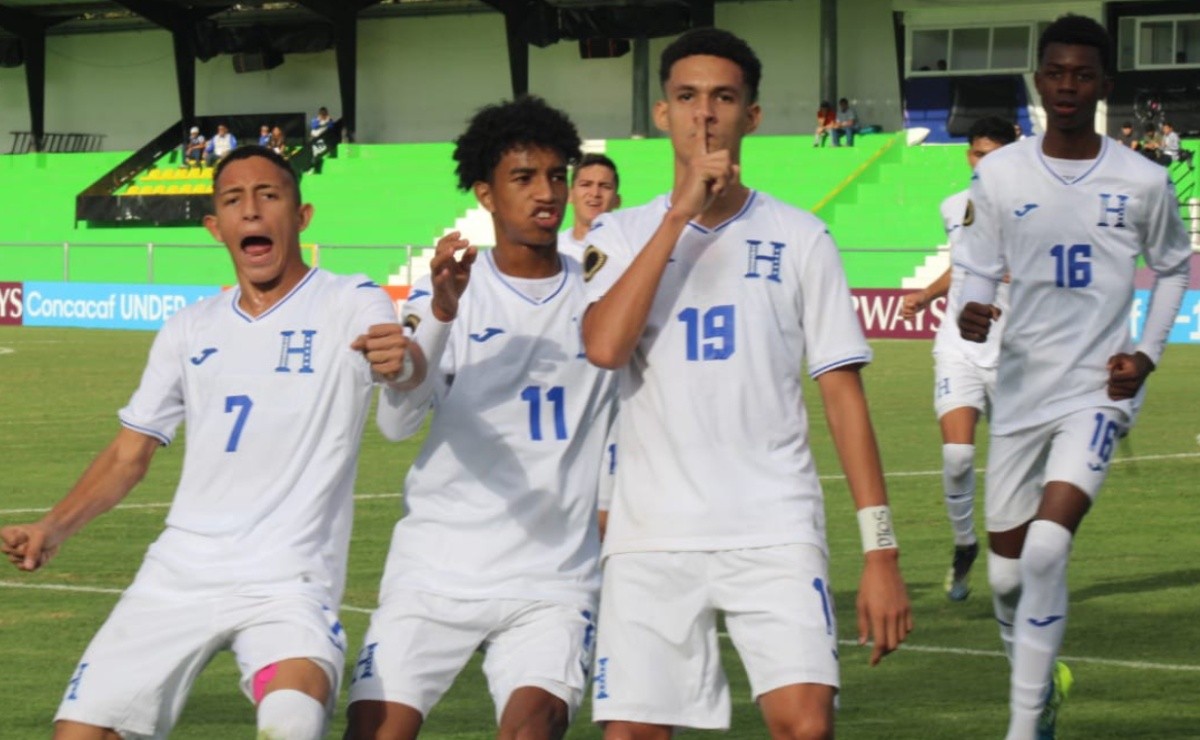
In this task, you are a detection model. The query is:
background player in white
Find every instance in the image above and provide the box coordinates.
[955,15,1191,740]
[559,153,622,259]
[0,146,416,740]
[900,116,1017,601]
[558,152,621,538]
[346,96,617,740]
[581,28,911,738]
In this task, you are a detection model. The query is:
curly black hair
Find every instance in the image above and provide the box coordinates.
[660,28,762,103]
[453,95,582,192]
[1038,14,1113,75]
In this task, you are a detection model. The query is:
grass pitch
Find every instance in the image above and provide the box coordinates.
[1,327,1198,738]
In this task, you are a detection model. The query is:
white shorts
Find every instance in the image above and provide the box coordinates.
[933,351,996,419]
[347,589,595,723]
[54,565,345,739]
[592,544,839,730]
[985,406,1128,532]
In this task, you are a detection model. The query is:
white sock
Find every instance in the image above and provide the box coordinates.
[988,549,1021,663]
[942,443,977,546]
[1006,520,1072,740]
[257,689,327,740]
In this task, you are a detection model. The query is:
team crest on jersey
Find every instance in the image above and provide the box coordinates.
[583,245,607,282]
[403,313,421,333]
[963,200,975,226]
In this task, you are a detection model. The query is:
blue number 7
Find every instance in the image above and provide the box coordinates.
[224,394,253,452]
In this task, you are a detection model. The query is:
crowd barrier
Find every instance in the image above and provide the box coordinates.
[1,281,1196,344]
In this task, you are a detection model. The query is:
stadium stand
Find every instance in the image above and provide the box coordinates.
[2,137,1197,289]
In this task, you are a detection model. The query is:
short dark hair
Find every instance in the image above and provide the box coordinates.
[212,145,302,203]
[659,28,762,103]
[572,153,619,190]
[1037,14,1113,75]
[453,95,582,192]
[967,116,1018,147]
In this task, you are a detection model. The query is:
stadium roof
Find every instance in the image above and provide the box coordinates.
[0,0,747,36]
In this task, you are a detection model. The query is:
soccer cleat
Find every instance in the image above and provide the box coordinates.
[1037,660,1074,740]
[944,541,979,601]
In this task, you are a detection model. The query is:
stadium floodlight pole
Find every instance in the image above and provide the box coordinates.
[819,0,837,109]
[631,37,650,138]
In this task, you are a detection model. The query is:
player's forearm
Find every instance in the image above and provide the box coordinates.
[923,267,952,302]
[42,429,156,543]
[583,211,690,368]
[816,368,891,511]
[1136,261,1189,365]
[958,271,999,307]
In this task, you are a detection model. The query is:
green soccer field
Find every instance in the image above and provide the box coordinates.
[1,327,1198,739]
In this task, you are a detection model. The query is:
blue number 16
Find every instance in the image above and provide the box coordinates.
[1050,243,1092,288]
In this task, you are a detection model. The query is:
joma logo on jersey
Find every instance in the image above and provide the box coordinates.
[1097,193,1129,228]
[745,240,785,282]
[275,330,317,373]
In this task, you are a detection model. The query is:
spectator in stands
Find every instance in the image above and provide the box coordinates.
[205,123,237,166]
[311,107,333,139]
[814,100,836,147]
[183,126,205,166]
[1118,121,1139,150]
[1161,122,1194,168]
[258,125,271,147]
[831,97,860,147]
[1140,122,1168,165]
[269,126,287,157]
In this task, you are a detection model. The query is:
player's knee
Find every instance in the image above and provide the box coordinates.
[499,692,570,740]
[942,443,975,480]
[1020,520,1072,581]
[764,713,833,740]
[256,688,326,740]
[987,550,1021,602]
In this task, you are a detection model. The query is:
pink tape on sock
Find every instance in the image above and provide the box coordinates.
[252,663,279,704]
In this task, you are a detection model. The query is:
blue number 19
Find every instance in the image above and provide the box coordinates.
[677,304,736,361]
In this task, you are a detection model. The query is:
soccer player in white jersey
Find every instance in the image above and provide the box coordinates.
[345,97,617,740]
[0,146,417,740]
[900,116,1017,601]
[559,153,622,260]
[581,28,911,737]
[955,16,1191,740]
[558,153,621,538]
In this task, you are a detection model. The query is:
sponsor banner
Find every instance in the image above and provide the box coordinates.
[1132,289,1200,344]
[852,289,943,339]
[853,288,1200,344]
[0,282,22,326]
[22,282,223,331]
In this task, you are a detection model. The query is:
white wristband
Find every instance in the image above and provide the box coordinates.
[388,351,416,385]
[857,505,898,553]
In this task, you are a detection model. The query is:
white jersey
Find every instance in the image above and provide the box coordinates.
[119,269,396,603]
[934,189,1007,369]
[583,192,871,556]
[955,136,1192,434]
[377,251,616,608]
[558,227,587,261]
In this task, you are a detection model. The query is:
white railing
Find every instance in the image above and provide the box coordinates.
[0,242,427,286]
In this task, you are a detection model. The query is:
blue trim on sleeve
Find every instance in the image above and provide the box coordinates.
[809,354,870,379]
[119,419,172,446]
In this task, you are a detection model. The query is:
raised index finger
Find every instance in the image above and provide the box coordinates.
[694,110,710,157]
